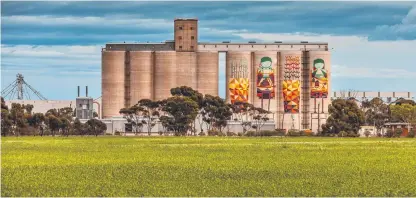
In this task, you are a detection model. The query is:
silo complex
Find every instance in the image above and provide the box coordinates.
[101,18,331,132]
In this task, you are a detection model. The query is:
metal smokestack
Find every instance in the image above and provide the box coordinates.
[77,86,80,97]
[86,86,88,97]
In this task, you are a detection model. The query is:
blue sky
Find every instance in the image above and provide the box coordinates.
[1,1,416,100]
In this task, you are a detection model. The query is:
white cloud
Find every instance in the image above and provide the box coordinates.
[1,15,172,29]
[374,4,416,40]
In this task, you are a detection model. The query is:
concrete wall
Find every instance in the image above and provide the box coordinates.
[174,19,198,52]
[176,52,197,89]
[5,100,75,114]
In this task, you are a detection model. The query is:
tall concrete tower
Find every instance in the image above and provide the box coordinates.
[174,18,198,52]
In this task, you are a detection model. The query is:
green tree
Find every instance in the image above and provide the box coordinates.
[27,113,45,136]
[364,98,390,134]
[202,95,232,134]
[120,106,143,135]
[46,115,62,136]
[73,118,83,135]
[390,103,416,125]
[251,107,271,134]
[171,86,204,135]
[9,103,27,136]
[390,103,416,133]
[24,104,34,114]
[230,101,255,134]
[1,97,12,136]
[138,99,160,136]
[160,96,199,136]
[321,99,365,135]
[85,119,107,137]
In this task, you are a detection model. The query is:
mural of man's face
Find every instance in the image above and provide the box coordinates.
[261,61,272,68]
[315,62,324,69]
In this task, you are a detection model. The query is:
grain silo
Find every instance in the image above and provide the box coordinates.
[102,51,125,118]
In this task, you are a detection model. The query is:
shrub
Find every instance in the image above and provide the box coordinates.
[198,132,206,136]
[237,132,244,137]
[226,132,237,136]
[207,129,219,136]
[275,129,286,136]
[407,129,415,138]
[394,128,403,138]
[244,131,256,137]
[364,129,371,137]
[347,131,358,137]
[114,131,121,136]
[287,129,300,137]
[385,129,394,138]
[338,131,348,137]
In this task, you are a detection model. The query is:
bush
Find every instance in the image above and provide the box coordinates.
[198,132,206,136]
[114,131,121,136]
[385,129,394,138]
[237,132,244,137]
[245,131,256,137]
[394,128,403,138]
[207,129,219,136]
[364,129,371,137]
[287,129,300,137]
[338,131,348,137]
[407,129,415,138]
[226,132,237,136]
[275,129,286,136]
[347,131,358,137]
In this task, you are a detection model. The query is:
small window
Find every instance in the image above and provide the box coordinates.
[179,46,182,49]
[215,45,217,48]
[226,45,228,48]
[291,45,293,48]
[191,46,194,49]
[191,36,194,40]
[179,26,183,30]
[238,45,240,48]
[179,36,182,40]
[190,27,194,30]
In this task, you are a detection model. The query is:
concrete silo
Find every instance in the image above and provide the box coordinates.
[226,52,252,104]
[252,51,278,113]
[102,51,125,118]
[197,52,219,96]
[308,50,331,132]
[176,52,197,89]
[154,51,177,101]
[278,51,302,130]
[129,51,154,106]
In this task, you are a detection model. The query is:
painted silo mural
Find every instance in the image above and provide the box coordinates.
[311,58,328,98]
[256,57,275,99]
[229,58,249,104]
[282,55,301,113]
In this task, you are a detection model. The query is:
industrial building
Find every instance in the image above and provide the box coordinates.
[102,18,331,132]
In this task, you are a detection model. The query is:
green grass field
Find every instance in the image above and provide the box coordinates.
[2,137,416,197]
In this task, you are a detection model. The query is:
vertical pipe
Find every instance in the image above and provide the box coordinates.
[86,86,88,97]
[77,86,80,97]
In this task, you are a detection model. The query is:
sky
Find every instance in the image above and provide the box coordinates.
[1,1,416,100]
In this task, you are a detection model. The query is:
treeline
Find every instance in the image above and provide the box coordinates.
[120,86,271,136]
[1,97,106,137]
[322,98,416,137]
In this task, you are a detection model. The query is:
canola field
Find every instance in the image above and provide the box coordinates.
[2,137,416,197]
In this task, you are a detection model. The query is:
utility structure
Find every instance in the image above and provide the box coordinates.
[1,73,47,100]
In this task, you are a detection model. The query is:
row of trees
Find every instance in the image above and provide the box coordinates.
[1,97,106,137]
[120,86,271,136]
[322,97,416,136]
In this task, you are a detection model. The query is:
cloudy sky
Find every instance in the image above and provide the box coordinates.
[1,1,416,100]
